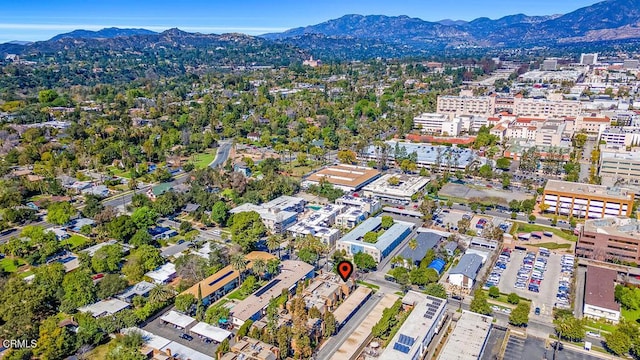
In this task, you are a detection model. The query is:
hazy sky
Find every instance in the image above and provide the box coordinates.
[1,0,603,43]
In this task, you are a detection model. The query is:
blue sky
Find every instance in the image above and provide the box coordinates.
[1,0,602,43]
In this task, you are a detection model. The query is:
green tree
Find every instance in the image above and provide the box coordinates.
[496,157,512,170]
[92,244,123,273]
[488,286,500,298]
[324,311,337,337]
[363,231,379,244]
[237,319,254,338]
[83,195,105,218]
[470,289,492,315]
[528,214,536,223]
[130,206,159,229]
[97,274,129,299]
[509,302,530,327]
[130,229,153,247]
[381,215,394,230]
[409,267,438,286]
[554,315,586,342]
[46,202,76,225]
[34,316,75,360]
[423,283,448,299]
[353,252,377,272]
[229,211,267,251]
[217,339,230,359]
[605,329,632,356]
[61,270,97,312]
[174,293,197,313]
[211,201,229,226]
[38,89,59,104]
[108,215,137,242]
[507,293,520,304]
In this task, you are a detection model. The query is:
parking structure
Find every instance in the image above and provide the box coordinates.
[497,249,566,319]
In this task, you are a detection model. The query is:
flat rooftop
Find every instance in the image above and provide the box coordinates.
[330,293,400,360]
[332,286,372,325]
[585,265,620,312]
[363,174,430,197]
[583,216,640,237]
[601,149,640,162]
[544,179,634,201]
[78,299,130,317]
[438,311,493,360]
[305,164,381,189]
[231,260,314,322]
[378,292,447,360]
[363,141,477,167]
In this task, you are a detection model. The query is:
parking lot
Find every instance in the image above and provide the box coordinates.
[142,312,225,355]
[497,250,567,320]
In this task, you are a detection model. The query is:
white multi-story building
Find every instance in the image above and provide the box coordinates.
[575,115,611,134]
[535,121,568,147]
[599,148,640,186]
[362,174,430,205]
[288,204,344,246]
[441,119,462,136]
[580,53,598,65]
[513,97,582,118]
[413,113,449,133]
[600,127,640,148]
[436,95,495,119]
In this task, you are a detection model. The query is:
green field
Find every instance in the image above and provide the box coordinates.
[61,234,89,249]
[622,307,640,323]
[193,149,217,169]
[511,222,577,242]
[529,242,572,250]
[0,257,26,273]
[356,280,380,290]
[107,166,131,179]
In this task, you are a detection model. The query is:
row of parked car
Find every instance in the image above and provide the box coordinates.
[514,251,547,293]
[485,248,512,288]
[556,255,575,307]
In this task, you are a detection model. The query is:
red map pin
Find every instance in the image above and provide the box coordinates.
[337,260,354,282]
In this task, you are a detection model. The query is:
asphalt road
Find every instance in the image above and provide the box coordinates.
[210,141,232,168]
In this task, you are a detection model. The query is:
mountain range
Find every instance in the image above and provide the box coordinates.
[2,0,640,60]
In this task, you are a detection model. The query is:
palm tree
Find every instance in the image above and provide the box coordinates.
[266,259,281,278]
[252,258,267,280]
[390,255,405,268]
[266,234,282,258]
[409,239,418,252]
[230,253,248,285]
[148,285,173,303]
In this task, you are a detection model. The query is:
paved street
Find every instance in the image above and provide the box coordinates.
[210,141,232,168]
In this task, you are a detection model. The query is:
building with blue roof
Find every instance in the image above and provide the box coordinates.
[336,217,415,263]
[427,258,446,274]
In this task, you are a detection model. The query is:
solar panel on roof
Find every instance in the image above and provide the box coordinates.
[393,343,410,354]
[398,334,415,346]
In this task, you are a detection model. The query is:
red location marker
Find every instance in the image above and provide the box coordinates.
[337,261,354,282]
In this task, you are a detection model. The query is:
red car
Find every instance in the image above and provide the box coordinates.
[530,279,541,285]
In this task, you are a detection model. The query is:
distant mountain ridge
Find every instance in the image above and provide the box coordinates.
[2,0,640,61]
[262,0,640,49]
[49,27,158,41]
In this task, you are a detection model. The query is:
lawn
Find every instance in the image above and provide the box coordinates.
[0,257,26,273]
[622,307,640,323]
[192,149,217,169]
[585,319,617,334]
[483,290,531,306]
[61,234,89,250]
[106,166,131,179]
[511,222,577,242]
[356,280,380,290]
[529,242,572,250]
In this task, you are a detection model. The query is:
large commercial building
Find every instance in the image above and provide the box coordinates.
[230,195,306,233]
[542,179,635,218]
[335,195,381,214]
[361,141,479,171]
[231,260,314,326]
[336,217,414,263]
[513,97,581,118]
[413,113,450,133]
[303,164,381,192]
[575,115,611,134]
[288,204,344,246]
[577,217,640,264]
[437,95,495,119]
[438,311,493,360]
[583,266,620,323]
[580,53,598,65]
[362,174,430,205]
[600,127,640,148]
[599,149,640,187]
[377,292,447,360]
